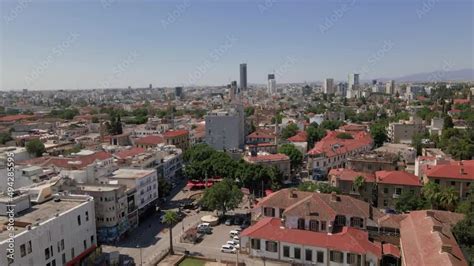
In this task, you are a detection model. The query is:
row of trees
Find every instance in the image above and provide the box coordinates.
[395,182,461,212]
[184,144,285,194]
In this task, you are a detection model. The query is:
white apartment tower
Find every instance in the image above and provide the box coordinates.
[267,74,276,95]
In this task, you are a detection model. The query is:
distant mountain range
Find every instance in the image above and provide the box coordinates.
[377,68,474,82]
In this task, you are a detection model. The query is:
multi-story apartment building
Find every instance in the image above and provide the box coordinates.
[346,152,399,173]
[0,194,98,266]
[163,129,189,151]
[423,160,474,200]
[205,106,245,151]
[78,184,129,244]
[328,168,376,203]
[109,168,158,216]
[244,153,291,179]
[307,131,373,177]
[375,170,422,209]
[387,116,425,144]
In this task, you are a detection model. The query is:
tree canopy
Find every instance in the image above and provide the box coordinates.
[200,178,243,217]
[26,139,46,157]
[281,123,299,139]
[278,144,303,169]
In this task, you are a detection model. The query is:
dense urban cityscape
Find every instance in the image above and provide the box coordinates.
[1,1,473,266]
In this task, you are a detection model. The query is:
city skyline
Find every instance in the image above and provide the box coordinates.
[1,0,473,90]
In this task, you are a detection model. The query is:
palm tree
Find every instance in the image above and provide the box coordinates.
[353,176,366,195]
[162,211,179,255]
[439,187,459,211]
[422,181,441,209]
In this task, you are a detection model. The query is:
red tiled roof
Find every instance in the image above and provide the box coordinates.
[382,243,400,258]
[241,217,382,257]
[247,129,276,140]
[0,114,35,122]
[135,135,164,145]
[114,147,146,160]
[400,210,467,266]
[287,131,307,142]
[339,123,367,132]
[453,99,470,105]
[375,171,422,186]
[308,131,373,157]
[329,168,376,183]
[20,151,112,169]
[163,129,189,138]
[246,153,289,162]
[425,160,474,181]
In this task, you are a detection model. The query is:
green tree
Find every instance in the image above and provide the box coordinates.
[320,120,344,131]
[336,132,353,139]
[412,133,424,156]
[453,188,474,264]
[438,187,459,211]
[200,178,243,217]
[306,123,326,150]
[370,122,388,147]
[278,144,303,169]
[444,115,454,129]
[353,176,365,194]
[0,132,13,144]
[281,123,299,139]
[162,211,179,255]
[298,181,340,194]
[26,139,46,157]
[422,181,441,209]
[395,191,427,212]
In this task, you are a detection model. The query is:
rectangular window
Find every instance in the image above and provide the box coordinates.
[251,239,261,250]
[71,248,75,259]
[330,251,343,263]
[383,187,389,194]
[309,220,319,232]
[61,239,64,251]
[263,207,275,217]
[395,188,402,195]
[77,215,81,226]
[294,247,301,259]
[347,253,357,264]
[20,244,26,257]
[51,259,56,266]
[83,240,87,250]
[297,218,305,230]
[283,246,290,257]
[27,241,32,254]
[85,211,89,221]
[91,235,95,244]
[317,251,324,263]
[305,249,313,261]
[45,247,50,260]
[321,221,327,231]
[265,241,277,252]
[62,253,66,265]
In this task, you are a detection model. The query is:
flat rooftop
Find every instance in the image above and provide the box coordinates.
[112,168,156,179]
[79,184,122,192]
[0,195,91,242]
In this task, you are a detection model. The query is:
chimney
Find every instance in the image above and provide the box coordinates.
[331,191,339,202]
[441,244,453,254]
[290,189,297,198]
[432,225,443,233]
[426,210,435,218]
[460,167,465,175]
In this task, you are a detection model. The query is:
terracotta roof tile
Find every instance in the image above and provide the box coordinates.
[375,171,422,186]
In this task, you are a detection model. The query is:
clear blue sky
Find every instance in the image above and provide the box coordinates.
[1,0,473,90]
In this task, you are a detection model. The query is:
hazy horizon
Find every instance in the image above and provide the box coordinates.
[1,0,473,90]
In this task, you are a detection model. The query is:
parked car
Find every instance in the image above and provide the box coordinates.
[233,235,240,242]
[227,240,240,249]
[233,217,242,225]
[197,223,211,230]
[197,227,212,234]
[229,230,240,238]
[240,220,250,229]
[225,218,233,226]
[220,244,236,254]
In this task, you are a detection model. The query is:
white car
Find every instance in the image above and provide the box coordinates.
[197,223,210,230]
[227,240,240,249]
[229,230,240,238]
[233,235,240,242]
[221,244,236,254]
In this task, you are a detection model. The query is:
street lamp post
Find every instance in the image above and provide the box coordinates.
[136,244,142,265]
